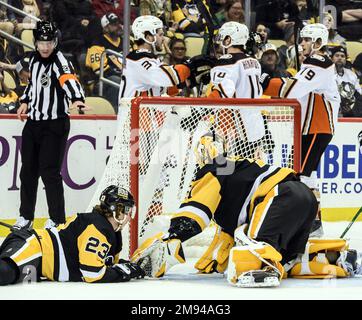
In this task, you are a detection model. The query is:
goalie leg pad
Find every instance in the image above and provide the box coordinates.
[194,224,234,274]
[227,242,284,288]
[131,232,186,278]
[288,238,360,278]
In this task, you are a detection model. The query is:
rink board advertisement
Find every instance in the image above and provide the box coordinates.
[0,116,361,231]
[0,115,117,229]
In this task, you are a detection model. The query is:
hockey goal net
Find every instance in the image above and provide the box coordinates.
[88,97,301,259]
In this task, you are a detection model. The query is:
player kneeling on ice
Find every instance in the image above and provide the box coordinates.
[0,186,145,285]
[131,133,361,287]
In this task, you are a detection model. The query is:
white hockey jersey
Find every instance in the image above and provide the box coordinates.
[336,67,362,98]
[208,52,265,142]
[118,49,190,99]
[264,54,341,135]
[209,52,263,99]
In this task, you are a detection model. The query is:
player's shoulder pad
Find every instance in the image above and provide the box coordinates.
[303,54,333,69]
[127,49,157,61]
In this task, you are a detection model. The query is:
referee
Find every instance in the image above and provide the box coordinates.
[14,21,88,230]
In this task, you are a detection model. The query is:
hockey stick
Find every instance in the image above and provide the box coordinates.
[340,206,362,238]
[0,220,14,231]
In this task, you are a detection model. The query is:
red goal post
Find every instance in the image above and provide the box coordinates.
[89,97,301,258]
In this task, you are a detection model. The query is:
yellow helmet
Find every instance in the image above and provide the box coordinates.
[194,132,227,168]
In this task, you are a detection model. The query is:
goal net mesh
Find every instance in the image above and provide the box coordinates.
[88,98,300,259]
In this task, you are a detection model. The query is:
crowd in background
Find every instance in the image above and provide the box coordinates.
[0,0,361,116]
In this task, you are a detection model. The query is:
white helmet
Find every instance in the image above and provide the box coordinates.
[300,23,328,48]
[132,15,163,45]
[218,22,249,49]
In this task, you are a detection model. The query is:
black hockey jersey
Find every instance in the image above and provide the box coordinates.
[174,157,296,236]
[35,211,123,283]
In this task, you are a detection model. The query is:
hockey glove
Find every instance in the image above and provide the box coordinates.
[131,232,186,278]
[259,72,271,91]
[116,259,145,279]
[184,55,216,88]
[111,264,131,282]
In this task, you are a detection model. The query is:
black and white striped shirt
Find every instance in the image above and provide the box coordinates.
[20,50,85,121]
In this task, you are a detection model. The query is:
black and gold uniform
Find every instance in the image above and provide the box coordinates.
[0,211,127,284]
[85,34,123,77]
[171,156,317,263]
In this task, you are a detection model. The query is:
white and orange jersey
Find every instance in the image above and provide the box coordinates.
[209,52,263,99]
[264,53,340,135]
[207,52,265,143]
[118,49,190,99]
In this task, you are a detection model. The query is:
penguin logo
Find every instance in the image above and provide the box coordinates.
[40,72,50,88]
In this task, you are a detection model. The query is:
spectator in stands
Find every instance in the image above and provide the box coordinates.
[292,0,317,24]
[277,23,295,71]
[326,0,362,41]
[171,0,215,36]
[0,4,15,35]
[0,68,18,113]
[163,37,191,96]
[215,0,245,25]
[139,0,173,27]
[323,12,346,48]
[256,23,269,44]
[253,23,270,59]
[255,0,295,39]
[331,46,362,117]
[51,0,96,54]
[163,38,188,64]
[0,51,31,96]
[7,0,40,33]
[284,44,304,76]
[259,43,288,77]
[86,13,122,111]
[92,0,138,22]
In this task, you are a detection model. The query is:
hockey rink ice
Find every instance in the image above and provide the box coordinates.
[0,221,361,300]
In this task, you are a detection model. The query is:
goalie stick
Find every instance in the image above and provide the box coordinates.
[0,220,15,231]
[340,206,362,239]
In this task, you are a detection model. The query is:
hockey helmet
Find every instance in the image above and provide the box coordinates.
[300,23,328,49]
[100,185,136,230]
[132,15,163,45]
[217,22,249,49]
[33,20,58,42]
[195,132,227,168]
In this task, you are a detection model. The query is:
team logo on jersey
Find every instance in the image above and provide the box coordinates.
[40,72,51,88]
[62,65,70,73]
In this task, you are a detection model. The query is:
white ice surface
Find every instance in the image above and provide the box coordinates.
[1,222,362,300]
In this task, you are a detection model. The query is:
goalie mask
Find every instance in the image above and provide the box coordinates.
[195,132,227,168]
[217,22,249,50]
[132,15,163,45]
[99,185,136,231]
[300,23,328,50]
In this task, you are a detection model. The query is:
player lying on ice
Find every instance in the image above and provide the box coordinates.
[0,186,145,285]
[131,132,362,287]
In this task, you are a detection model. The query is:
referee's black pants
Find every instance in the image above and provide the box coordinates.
[19,117,70,224]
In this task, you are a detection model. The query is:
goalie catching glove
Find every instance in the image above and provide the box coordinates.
[131,232,186,278]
